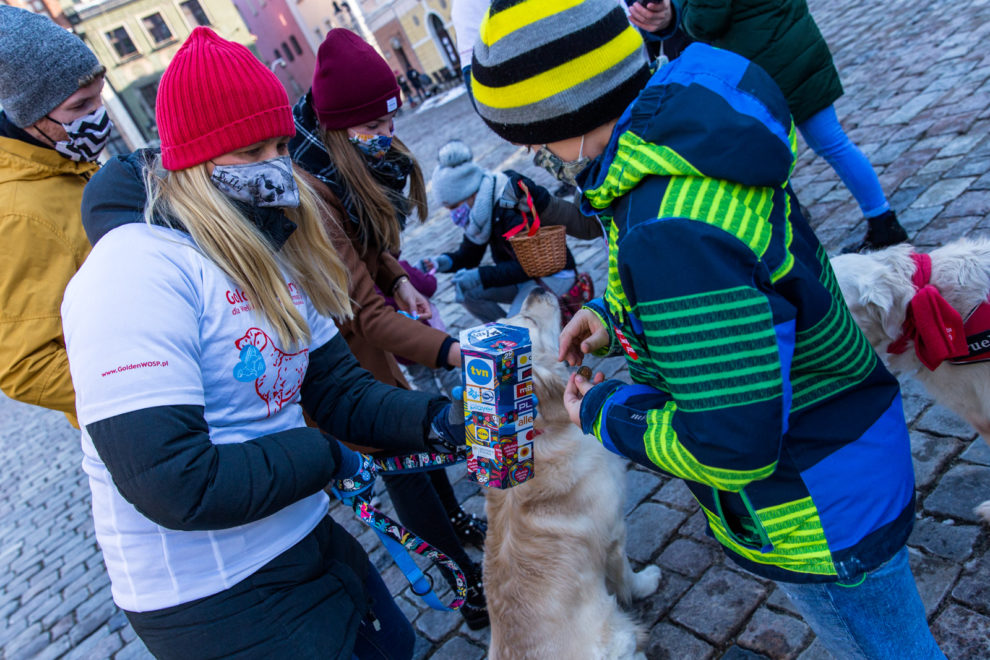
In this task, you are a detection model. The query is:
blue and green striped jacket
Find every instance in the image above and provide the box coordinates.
[576,44,914,584]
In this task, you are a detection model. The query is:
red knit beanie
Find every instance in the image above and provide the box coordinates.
[311,29,402,130]
[157,27,296,170]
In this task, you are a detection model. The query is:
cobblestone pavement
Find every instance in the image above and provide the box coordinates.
[2,0,990,657]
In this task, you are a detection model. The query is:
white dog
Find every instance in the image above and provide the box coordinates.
[830,238,990,522]
[481,290,661,660]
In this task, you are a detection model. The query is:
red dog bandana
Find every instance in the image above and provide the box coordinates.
[887,252,968,370]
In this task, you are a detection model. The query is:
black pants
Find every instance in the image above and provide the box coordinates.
[126,517,414,660]
[381,469,473,572]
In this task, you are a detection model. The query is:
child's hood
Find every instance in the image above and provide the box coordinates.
[580,43,797,215]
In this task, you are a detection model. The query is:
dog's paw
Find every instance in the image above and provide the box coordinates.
[630,565,661,599]
[976,500,990,524]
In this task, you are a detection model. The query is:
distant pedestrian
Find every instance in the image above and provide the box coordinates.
[395,71,413,105]
[0,7,112,428]
[671,0,909,252]
[406,66,427,102]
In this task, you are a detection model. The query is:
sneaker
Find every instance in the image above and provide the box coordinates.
[459,562,489,630]
[450,510,487,549]
[844,210,909,253]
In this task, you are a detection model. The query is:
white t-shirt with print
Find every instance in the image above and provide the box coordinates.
[62,223,339,613]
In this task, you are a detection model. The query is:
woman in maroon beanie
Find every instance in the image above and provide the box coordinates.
[288,29,489,630]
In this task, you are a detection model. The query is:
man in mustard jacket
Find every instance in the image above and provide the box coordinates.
[0,7,113,427]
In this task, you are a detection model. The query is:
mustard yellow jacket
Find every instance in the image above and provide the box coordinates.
[0,136,96,427]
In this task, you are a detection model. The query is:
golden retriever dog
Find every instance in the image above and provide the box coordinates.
[830,238,990,521]
[483,289,661,660]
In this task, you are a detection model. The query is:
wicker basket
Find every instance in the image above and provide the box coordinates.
[509,224,568,278]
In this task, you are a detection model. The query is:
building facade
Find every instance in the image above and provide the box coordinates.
[229,0,315,99]
[360,0,458,85]
[60,0,254,150]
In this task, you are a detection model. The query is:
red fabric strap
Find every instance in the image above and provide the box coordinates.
[886,253,967,370]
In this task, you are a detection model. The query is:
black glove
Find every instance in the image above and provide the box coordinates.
[505,169,552,215]
[428,387,466,453]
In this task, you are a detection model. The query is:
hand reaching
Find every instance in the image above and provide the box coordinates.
[558,308,610,366]
[628,0,674,34]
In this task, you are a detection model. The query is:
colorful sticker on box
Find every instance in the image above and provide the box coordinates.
[465,357,496,388]
[515,381,534,399]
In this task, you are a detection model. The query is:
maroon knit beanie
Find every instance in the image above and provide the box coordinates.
[157,27,296,170]
[311,29,402,129]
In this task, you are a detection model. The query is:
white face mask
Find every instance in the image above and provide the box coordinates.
[210,155,300,208]
[42,106,113,162]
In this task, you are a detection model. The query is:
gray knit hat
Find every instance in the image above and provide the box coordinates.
[431,141,485,206]
[0,6,103,128]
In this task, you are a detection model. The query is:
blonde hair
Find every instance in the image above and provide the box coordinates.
[145,156,352,349]
[318,127,428,255]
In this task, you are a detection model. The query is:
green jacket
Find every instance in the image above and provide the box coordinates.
[678,0,842,124]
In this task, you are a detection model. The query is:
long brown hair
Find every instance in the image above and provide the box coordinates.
[318,127,427,255]
[144,156,352,349]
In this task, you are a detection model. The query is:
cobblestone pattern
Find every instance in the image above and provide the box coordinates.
[2,0,989,657]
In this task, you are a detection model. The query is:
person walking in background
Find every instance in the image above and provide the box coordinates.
[471,1,943,657]
[667,0,908,252]
[290,29,489,630]
[0,7,113,428]
[64,27,467,659]
[406,65,427,103]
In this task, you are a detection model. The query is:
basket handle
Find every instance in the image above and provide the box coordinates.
[516,180,541,236]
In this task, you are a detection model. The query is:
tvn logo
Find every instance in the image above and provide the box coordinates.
[465,358,496,388]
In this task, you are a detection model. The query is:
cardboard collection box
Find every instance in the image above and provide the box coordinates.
[460,323,536,489]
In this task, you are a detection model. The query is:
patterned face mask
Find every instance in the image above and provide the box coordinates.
[533,136,590,189]
[349,133,393,160]
[210,155,300,208]
[450,202,471,228]
[45,106,113,162]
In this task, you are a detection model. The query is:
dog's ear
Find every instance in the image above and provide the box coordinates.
[520,288,562,347]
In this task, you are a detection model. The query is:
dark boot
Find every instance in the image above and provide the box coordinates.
[449,509,487,549]
[846,210,909,253]
[458,561,489,630]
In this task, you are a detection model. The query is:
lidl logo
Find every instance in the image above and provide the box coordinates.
[466,358,495,387]
[476,426,491,442]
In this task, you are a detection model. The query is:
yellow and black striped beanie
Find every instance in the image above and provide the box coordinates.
[471,0,651,145]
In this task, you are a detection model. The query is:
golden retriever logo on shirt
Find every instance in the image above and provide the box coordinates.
[233,328,308,417]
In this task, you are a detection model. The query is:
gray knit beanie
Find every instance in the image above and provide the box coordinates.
[0,6,103,128]
[431,141,485,206]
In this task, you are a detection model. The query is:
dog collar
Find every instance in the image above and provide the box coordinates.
[948,295,990,365]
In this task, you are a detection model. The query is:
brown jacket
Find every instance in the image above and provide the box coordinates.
[308,175,454,389]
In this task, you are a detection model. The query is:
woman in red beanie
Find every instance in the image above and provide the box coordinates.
[61,27,468,659]
[289,29,490,630]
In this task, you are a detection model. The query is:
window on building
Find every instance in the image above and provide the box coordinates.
[281,42,295,62]
[105,26,137,58]
[138,80,160,115]
[180,0,211,26]
[142,13,173,45]
[289,36,302,56]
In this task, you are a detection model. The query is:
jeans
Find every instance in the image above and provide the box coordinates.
[797,104,890,218]
[775,547,944,659]
[460,275,575,324]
